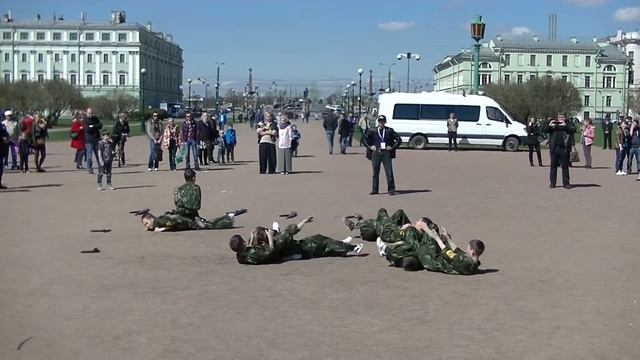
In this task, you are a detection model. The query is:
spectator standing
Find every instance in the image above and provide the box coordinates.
[347,112,356,147]
[146,111,164,171]
[526,117,543,166]
[111,113,130,166]
[581,118,595,169]
[322,110,338,155]
[358,114,370,147]
[2,110,18,170]
[257,112,277,174]
[615,119,631,175]
[83,108,103,174]
[216,126,226,165]
[447,112,459,151]
[224,124,237,163]
[276,117,293,174]
[163,118,181,171]
[544,113,575,189]
[363,115,402,195]
[290,124,301,157]
[70,112,85,169]
[18,113,34,173]
[338,113,352,154]
[627,118,639,175]
[602,115,613,150]
[0,117,8,188]
[97,131,115,190]
[198,113,216,166]
[32,114,48,172]
[181,112,200,170]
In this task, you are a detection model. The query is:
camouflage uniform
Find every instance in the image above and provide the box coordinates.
[154,213,233,232]
[354,208,411,242]
[174,182,201,218]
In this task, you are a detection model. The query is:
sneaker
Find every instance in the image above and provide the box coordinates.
[637,175,640,181]
[343,217,355,231]
[622,171,627,175]
[353,243,364,255]
[272,221,280,232]
[616,171,623,176]
[376,237,387,257]
[107,185,115,190]
[233,208,248,216]
[195,217,206,229]
[97,186,104,191]
[147,168,152,172]
[153,168,158,172]
[341,236,353,244]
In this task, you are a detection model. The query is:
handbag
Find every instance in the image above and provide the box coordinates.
[70,131,79,139]
[570,146,580,163]
[155,144,163,162]
[175,145,185,164]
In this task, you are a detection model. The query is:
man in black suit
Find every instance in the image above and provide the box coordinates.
[364,115,402,195]
[544,113,575,189]
[602,115,613,149]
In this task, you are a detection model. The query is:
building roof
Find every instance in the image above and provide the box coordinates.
[490,38,600,53]
[598,44,630,64]
[434,47,499,72]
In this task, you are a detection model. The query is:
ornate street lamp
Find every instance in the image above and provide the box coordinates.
[345,84,351,112]
[350,81,355,114]
[357,68,363,118]
[470,15,486,94]
[397,53,420,92]
[187,78,192,109]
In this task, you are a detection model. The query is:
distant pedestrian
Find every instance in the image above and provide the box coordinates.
[290,124,301,157]
[626,117,639,175]
[83,107,103,174]
[163,118,181,171]
[70,112,85,169]
[1,110,18,170]
[581,118,595,169]
[277,117,293,174]
[347,112,356,147]
[526,117,543,166]
[0,117,9,188]
[197,113,215,166]
[447,112,458,151]
[146,111,164,171]
[97,131,115,190]
[544,113,574,189]
[32,114,48,172]
[358,114,370,147]
[216,126,226,164]
[363,115,402,195]
[224,124,237,163]
[615,119,631,175]
[602,115,613,149]
[338,113,352,154]
[18,113,34,173]
[322,110,338,155]
[257,112,277,174]
[111,113,130,166]
[181,111,200,170]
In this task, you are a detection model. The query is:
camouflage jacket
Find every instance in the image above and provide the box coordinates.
[174,183,201,218]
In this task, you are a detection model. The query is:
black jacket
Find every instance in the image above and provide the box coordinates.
[338,117,352,136]
[112,120,130,140]
[544,119,575,152]
[363,126,402,159]
[602,120,613,134]
[83,116,103,144]
[198,121,216,142]
[322,111,338,131]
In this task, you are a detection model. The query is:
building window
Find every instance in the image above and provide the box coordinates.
[574,55,579,66]
[584,111,590,120]
[604,65,616,72]
[585,56,591,67]
[504,74,510,84]
[103,53,109,63]
[3,73,10,83]
[52,32,61,41]
[69,32,78,41]
[85,32,95,41]
[102,74,110,85]
[2,32,10,40]
[605,96,611,107]
[530,54,536,66]
[119,54,125,63]
[504,54,510,66]
[118,33,127,42]
[71,53,77,62]
[37,73,44,82]
[517,54,524,66]
[70,74,77,85]
[86,74,94,85]
[480,74,491,85]
[562,75,568,82]
[87,53,93,63]
[603,76,616,88]
[37,53,44,63]
[517,74,523,84]
[480,62,491,69]
[53,73,61,81]
[19,32,28,40]
[529,74,536,81]
[21,53,27,62]
[119,74,126,85]
[630,70,635,85]
[584,95,590,107]
[36,32,45,40]
[54,53,60,62]
[3,53,9,62]
[21,73,28,81]
[101,32,111,41]
[546,55,552,66]
[562,55,568,67]
[584,75,591,88]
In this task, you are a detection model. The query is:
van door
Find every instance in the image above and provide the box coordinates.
[483,106,511,145]
[450,105,482,145]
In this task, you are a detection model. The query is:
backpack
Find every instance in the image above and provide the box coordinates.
[225,129,237,145]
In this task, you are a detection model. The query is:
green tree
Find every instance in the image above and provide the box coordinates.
[87,91,138,121]
[628,89,640,117]
[42,80,85,126]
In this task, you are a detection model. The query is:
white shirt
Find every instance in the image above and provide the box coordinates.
[278,125,293,149]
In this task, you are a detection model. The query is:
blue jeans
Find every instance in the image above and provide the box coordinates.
[340,135,349,154]
[326,130,335,154]
[148,139,159,169]
[628,147,640,173]
[184,139,199,169]
[85,142,99,173]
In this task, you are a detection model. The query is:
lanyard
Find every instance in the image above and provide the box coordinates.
[377,127,386,140]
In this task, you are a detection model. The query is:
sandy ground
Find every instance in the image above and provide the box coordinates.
[1,120,639,360]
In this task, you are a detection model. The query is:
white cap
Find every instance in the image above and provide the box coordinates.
[4,110,12,116]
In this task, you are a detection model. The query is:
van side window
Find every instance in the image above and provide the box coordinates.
[393,104,419,120]
[420,105,448,120]
[451,105,480,122]
[487,106,508,123]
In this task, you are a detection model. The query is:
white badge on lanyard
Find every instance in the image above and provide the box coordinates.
[378,128,386,150]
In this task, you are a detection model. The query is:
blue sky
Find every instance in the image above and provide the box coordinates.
[4,0,640,96]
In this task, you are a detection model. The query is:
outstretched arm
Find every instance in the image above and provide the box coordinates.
[439,227,459,251]
[267,228,274,249]
[296,216,314,231]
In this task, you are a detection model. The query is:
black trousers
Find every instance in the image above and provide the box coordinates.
[528,143,542,165]
[603,132,612,149]
[258,142,277,174]
[549,147,570,187]
[371,150,395,193]
[448,131,458,151]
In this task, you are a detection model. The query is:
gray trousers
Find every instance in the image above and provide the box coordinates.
[276,147,293,173]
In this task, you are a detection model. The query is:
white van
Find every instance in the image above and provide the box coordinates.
[377,92,527,151]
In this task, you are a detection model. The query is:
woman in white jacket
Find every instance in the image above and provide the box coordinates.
[276,116,293,174]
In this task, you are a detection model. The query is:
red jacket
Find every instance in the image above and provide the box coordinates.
[70,120,85,150]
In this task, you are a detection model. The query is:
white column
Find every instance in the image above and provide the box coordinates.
[134,51,140,87]
[96,51,101,85]
[63,53,68,80]
[30,52,35,80]
[79,52,84,85]
[128,52,134,85]
[112,51,117,86]
[46,52,52,79]
[13,52,18,80]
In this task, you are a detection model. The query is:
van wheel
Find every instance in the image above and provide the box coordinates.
[409,135,428,150]
[503,136,520,152]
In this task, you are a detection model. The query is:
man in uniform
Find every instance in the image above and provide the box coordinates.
[141,211,238,232]
[343,208,411,242]
[230,216,364,265]
[174,168,203,219]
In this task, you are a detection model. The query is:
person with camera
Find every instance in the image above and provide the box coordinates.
[544,113,575,189]
[526,117,543,167]
[111,113,130,166]
[363,115,402,195]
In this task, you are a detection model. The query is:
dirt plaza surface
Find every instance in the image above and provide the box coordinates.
[1,120,639,360]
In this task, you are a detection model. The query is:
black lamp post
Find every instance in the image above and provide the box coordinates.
[215,62,224,112]
[470,15,486,94]
[232,88,236,122]
[140,67,146,131]
[357,68,363,118]
[345,84,351,112]
[350,81,355,114]
[379,62,395,92]
[187,78,192,109]
[397,53,421,92]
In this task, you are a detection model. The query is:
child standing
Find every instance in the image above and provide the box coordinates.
[224,124,237,163]
[97,131,115,190]
[217,126,226,164]
[291,124,301,157]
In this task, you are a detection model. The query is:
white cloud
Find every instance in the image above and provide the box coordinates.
[505,26,532,37]
[565,0,608,6]
[614,7,640,22]
[377,21,415,32]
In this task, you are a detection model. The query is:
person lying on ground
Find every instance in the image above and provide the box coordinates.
[141,208,246,232]
[343,208,411,242]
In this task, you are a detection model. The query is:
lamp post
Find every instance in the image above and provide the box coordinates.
[379,62,395,92]
[187,78,192,109]
[470,15,486,94]
[345,84,350,112]
[272,81,278,103]
[350,81,355,114]
[215,62,224,112]
[232,88,236,122]
[357,68,363,118]
[140,67,146,131]
[397,53,421,92]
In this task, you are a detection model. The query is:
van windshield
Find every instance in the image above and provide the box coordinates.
[487,106,511,124]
